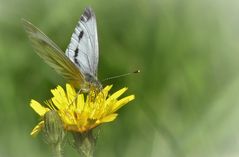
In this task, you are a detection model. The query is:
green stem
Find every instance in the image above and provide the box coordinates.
[73,131,96,157]
[52,143,63,157]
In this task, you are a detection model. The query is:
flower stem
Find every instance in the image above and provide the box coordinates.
[52,143,63,157]
[73,131,96,157]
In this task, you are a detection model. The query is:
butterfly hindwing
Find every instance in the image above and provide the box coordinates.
[65,7,99,78]
[22,19,85,87]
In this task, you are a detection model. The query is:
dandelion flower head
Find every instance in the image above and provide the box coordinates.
[30,84,135,136]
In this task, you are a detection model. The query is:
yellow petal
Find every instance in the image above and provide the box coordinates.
[112,95,135,112]
[110,87,127,100]
[76,94,85,112]
[51,95,67,109]
[103,85,113,91]
[99,113,118,123]
[30,99,49,116]
[66,84,76,102]
[30,121,44,137]
[51,85,68,109]
[102,85,113,95]
[51,85,65,98]
[105,87,127,105]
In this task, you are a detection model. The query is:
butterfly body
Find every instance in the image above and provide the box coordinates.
[78,74,102,92]
[23,7,102,92]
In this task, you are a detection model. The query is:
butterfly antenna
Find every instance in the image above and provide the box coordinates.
[102,70,140,82]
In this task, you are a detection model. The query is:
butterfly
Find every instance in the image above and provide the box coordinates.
[22,7,102,92]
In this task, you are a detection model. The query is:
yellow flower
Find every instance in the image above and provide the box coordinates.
[30,84,135,136]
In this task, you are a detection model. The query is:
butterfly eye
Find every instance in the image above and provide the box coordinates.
[84,73,94,82]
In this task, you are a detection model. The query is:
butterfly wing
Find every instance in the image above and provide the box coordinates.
[65,7,99,79]
[22,19,85,87]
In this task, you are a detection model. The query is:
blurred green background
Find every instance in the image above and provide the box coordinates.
[1,0,239,156]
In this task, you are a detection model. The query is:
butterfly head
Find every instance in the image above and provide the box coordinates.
[84,73,102,92]
[90,79,102,92]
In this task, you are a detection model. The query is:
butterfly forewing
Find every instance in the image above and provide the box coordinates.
[22,19,85,87]
[65,7,99,77]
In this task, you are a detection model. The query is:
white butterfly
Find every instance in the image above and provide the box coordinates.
[22,7,102,92]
